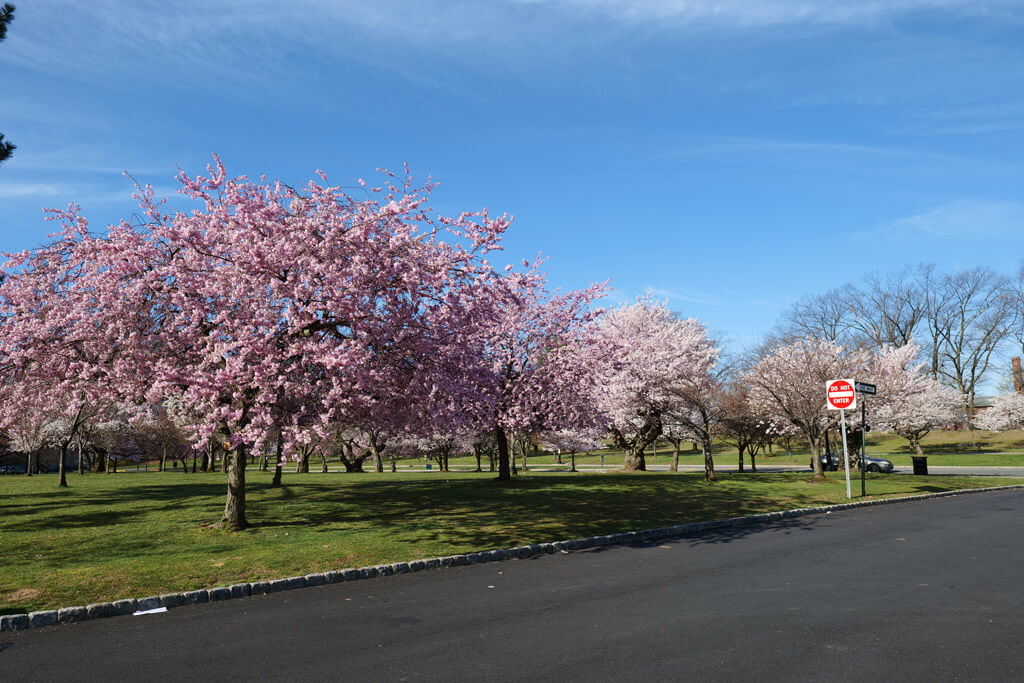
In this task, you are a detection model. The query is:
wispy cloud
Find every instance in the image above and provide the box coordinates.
[2,0,1018,87]
[521,0,1018,28]
[644,286,728,307]
[656,135,955,169]
[898,101,1024,136]
[0,181,179,204]
[888,200,1024,237]
[0,183,68,199]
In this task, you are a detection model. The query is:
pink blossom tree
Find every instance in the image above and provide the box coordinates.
[596,299,718,472]
[473,262,608,480]
[2,157,514,529]
[0,213,121,487]
[746,338,868,480]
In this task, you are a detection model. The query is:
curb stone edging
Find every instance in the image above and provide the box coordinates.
[4,483,1022,632]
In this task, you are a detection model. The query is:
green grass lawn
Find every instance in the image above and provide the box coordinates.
[3,469,1020,615]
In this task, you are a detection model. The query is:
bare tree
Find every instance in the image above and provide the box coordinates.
[847,268,928,349]
[778,287,853,344]
[930,267,1012,428]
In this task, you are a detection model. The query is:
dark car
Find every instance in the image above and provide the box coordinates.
[860,455,894,473]
[810,452,894,473]
[810,452,841,472]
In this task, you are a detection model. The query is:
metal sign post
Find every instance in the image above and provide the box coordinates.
[839,408,852,498]
[861,397,867,496]
[826,379,857,499]
[854,382,875,498]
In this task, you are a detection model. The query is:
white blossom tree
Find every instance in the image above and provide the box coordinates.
[596,299,718,472]
[746,338,868,480]
[863,343,961,456]
[975,393,1024,432]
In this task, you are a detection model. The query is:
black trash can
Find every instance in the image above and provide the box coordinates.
[911,456,928,475]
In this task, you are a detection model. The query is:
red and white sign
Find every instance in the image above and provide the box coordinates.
[826,378,857,411]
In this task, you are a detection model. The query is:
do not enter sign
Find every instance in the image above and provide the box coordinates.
[826,378,857,411]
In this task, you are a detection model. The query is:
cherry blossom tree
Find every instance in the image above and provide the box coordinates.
[862,343,961,456]
[665,351,726,481]
[473,262,608,480]
[541,427,604,472]
[596,299,717,472]
[975,392,1024,432]
[746,338,868,480]
[0,213,130,487]
[2,157,515,529]
[5,407,53,476]
[717,384,773,473]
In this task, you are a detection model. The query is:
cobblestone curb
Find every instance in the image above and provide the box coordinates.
[4,483,1021,632]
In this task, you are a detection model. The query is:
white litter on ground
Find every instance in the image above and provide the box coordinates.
[133,607,168,616]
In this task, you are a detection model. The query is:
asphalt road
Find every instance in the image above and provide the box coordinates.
[4,489,1023,681]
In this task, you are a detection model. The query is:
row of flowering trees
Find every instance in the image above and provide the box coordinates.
[0,158,605,529]
[0,157,976,529]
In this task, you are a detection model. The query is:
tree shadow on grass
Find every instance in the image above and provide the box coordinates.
[247,473,858,552]
[0,481,227,533]
[2,472,1000,555]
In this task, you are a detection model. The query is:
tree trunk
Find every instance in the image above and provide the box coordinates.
[474,448,482,472]
[58,440,69,487]
[670,443,680,472]
[623,447,646,472]
[191,451,197,473]
[912,438,924,456]
[91,447,106,473]
[702,437,715,482]
[737,444,745,473]
[320,452,329,473]
[259,454,268,472]
[809,438,825,481]
[270,430,283,488]
[77,441,84,475]
[297,450,310,473]
[750,448,757,473]
[340,443,366,473]
[365,433,385,473]
[496,426,511,481]
[570,449,576,473]
[219,445,247,530]
[25,450,33,476]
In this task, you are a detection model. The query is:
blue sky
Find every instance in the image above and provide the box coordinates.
[3,0,1024,356]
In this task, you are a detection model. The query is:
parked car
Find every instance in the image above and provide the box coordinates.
[860,455,894,473]
[810,452,894,473]
[810,452,840,472]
